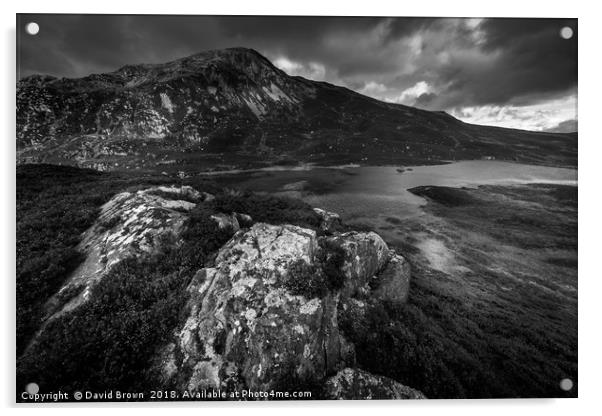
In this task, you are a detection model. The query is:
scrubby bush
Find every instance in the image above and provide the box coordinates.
[178,205,237,269]
[316,239,346,290]
[17,254,190,393]
[281,240,347,299]
[281,259,328,298]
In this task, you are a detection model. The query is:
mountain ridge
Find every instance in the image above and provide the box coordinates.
[17,47,577,171]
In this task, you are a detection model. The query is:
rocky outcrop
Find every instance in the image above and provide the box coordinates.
[372,252,411,304]
[209,212,253,233]
[157,221,416,397]
[158,223,354,391]
[42,185,213,322]
[210,212,241,232]
[323,231,390,297]
[313,208,342,234]
[324,368,427,400]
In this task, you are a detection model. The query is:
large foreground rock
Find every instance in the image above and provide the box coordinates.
[156,222,418,394]
[159,223,353,392]
[324,368,427,400]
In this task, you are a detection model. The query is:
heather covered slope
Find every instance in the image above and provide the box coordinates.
[17,48,576,171]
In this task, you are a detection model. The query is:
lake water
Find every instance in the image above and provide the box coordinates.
[214,160,577,226]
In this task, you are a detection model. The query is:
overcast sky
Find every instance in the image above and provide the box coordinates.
[17,15,577,132]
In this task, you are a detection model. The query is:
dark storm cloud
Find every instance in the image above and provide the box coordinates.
[18,15,440,77]
[17,14,577,130]
[436,18,578,108]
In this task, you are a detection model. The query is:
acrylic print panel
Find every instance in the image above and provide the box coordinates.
[16,14,577,402]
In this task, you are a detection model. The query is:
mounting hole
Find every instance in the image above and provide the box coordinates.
[25,22,39,36]
[25,382,39,394]
[560,26,573,40]
[560,378,574,391]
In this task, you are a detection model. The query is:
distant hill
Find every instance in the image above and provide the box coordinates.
[16,47,577,171]
[545,119,578,134]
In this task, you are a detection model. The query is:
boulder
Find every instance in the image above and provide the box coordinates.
[159,223,353,392]
[313,207,342,234]
[152,185,204,202]
[324,368,427,400]
[210,212,241,232]
[372,252,411,304]
[323,231,390,296]
[234,212,253,227]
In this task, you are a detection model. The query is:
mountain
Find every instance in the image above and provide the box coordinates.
[545,119,578,134]
[16,47,577,171]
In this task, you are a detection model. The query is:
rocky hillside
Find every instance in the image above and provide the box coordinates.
[17,48,576,171]
[17,180,425,400]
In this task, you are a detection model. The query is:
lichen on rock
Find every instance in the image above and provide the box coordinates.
[160,222,354,392]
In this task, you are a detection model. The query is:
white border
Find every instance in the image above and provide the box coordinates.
[2,1,599,415]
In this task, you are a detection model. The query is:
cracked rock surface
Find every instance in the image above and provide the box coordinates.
[158,222,418,397]
[160,223,353,391]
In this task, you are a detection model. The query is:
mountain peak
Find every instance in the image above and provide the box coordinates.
[216,46,270,59]
[92,46,285,91]
[114,47,277,75]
